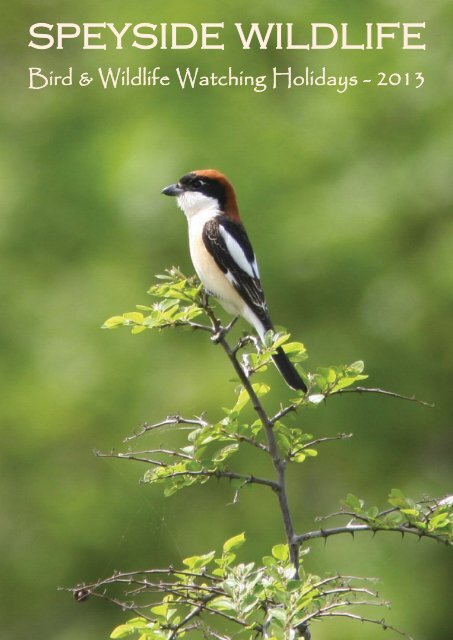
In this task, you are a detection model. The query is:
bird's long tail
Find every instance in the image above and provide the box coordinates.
[255,317,307,392]
[272,347,307,392]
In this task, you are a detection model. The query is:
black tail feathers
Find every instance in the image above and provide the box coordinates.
[272,347,307,392]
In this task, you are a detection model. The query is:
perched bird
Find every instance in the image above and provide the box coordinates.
[162,169,307,392]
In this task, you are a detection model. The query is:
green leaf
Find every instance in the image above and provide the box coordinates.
[220,551,236,567]
[131,325,147,334]
[210,596,236,612]
[327,369,337,384]
[150,604,169,620]
[102,315,127,329]
[271,544,289,562]
[287,579,302,592]
[388,488,408,508]
[212,443,239,463]
[123,312,144,324]
[275,433,291,456]
[268,607,287,623]
[332,374,368,391]
[429,512,450,528]
[348,360,365,373]
[159,299,180,312]
[282,341,307,362]
[233,387,250,413]
[110,626,133,639]
[367,506,379,519]
[252,382,271,397]
[342,493,364,512]
[110,618,148,639]
[223,532,246,553]
[182,551,215,571]
[232,383,270,414]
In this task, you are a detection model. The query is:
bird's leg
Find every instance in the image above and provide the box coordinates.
[200,289,210,309]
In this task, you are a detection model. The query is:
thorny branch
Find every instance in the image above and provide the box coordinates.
[125,415,209,442]
[67,568,396,637]
[295,523,451,546]
[100,289,445,586]
[328,386,434,408]
[82,274,449,640]
[200,299,301,576]
[298,609,413,639]
[96,448,279,490]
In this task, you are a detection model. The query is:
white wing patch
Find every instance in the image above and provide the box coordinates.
[219,226,260,279]
[225,271,237,285]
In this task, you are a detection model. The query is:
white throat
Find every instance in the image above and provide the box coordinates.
[177,191,220,220]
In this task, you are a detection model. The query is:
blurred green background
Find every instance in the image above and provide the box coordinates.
[1,1,452,638]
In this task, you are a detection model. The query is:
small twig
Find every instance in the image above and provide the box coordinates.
[232,334,258,356]
[200,627,231,640]
[160,320,214,333]
[122,448,193,460]
[162,588,253,630]
[150,468,279,490]
[74,588,153,620]
[269,402,299,425]
[312,612,412,639]
[327,386,434,408]
[169,601,211,640]
[125,581,223,598]
[62,567,221,595]
[224,315,240,334]
[125,415,209,442]
[96,449,278,489]
[301,574,380,601]
[220,428,269,453]
[289,433,352,458]
[320,586,382,599]
[96,450,166,467]
[201,303,300,575]
[297,599,394,626]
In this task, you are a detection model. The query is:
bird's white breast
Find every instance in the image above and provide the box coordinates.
[186,209,246,317]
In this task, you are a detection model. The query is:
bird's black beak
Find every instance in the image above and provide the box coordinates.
[161,183,184,197]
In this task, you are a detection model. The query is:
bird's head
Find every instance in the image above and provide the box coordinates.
[162,169,239,221]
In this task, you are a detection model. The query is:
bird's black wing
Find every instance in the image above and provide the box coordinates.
[202,216,271,329]
[203,216,307,392]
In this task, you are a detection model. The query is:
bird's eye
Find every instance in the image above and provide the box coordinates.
[192,178,205,189]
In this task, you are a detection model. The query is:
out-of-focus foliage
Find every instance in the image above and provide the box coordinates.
[1,0,452,639]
